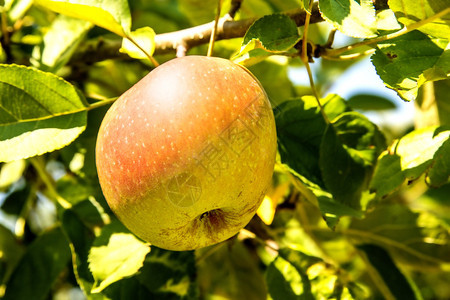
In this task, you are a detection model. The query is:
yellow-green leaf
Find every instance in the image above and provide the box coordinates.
[120,27,156,60]
[89,232,150,293]
[35,0,131,36]
[0,64,88,162]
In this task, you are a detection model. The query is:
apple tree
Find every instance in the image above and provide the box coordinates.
[1,0,449,299]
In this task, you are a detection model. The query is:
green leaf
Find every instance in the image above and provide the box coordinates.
[358,244,419,300]
[0,159,26,190]
[319,112,386,211]
[1,183,30,215]
[178,0,219,25]
[61,208,97,295]
[243,14,301,52]
[371,30,449,101]
[4,0,33,22]
[275,94,350,188]
[427,138,450,186]
[120,27,156,60]
[137,248,197,298]
[234,13,301,65]
[0,64,88,162]
[248,59,295,106]
[415,183,450,227]
[350,203,450,268]
[0,224,25,289]
[3,226,72,300]
[388,0,450,39]
[32,14,93,72]
[319,0,377,38]
[375,9,402,31]
[197,241,267,299]
[35,0,131,36]
[346,94,397,111]
[370,126,450,198]
[88,221,150,293]
[266,248,319,300]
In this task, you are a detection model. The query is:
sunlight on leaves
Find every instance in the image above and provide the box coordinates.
[0,65,88,162]
[389,0,450,39]
[371,30,449,101]
[319,0,377,38]
[120,27,156,60]
[0,159,26,190]
[234,14,300,65]
[370,126,450,198]
[32,15,93,72]
[89,232,150,293]
[35,0,131,37]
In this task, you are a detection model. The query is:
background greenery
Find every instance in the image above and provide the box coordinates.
[0,0,449,299]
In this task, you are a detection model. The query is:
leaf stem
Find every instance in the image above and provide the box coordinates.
[324,7,450,57]
[321,48,376,61]
[30,156,72,209]
[300,1,330,124]
[207,0,223,57]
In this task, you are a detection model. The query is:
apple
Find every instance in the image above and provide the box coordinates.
[96,55,277,251]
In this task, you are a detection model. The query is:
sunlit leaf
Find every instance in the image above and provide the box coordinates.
[0,159,26,190]
[32,15,93,72]
[375,9,402,31]
[137,248,197,298]
[35,0,131,36]
[371,30,449,101]
[89,221,150,293]
[389,0,450,39]
[427,138,450,186]
[4,0,32,22]
[257,195,278,225]
[120,27,156,60]
[319,0,377,38]
[370,126,450,198]
[266,248,319,300]
[0,65,88,162]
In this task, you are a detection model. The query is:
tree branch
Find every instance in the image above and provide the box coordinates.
[70,2,323,65]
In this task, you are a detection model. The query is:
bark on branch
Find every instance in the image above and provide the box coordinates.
[70,2,323,64]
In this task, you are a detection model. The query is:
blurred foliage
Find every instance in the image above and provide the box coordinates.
[0,0,449,299]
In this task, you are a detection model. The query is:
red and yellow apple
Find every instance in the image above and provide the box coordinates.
[96,55,277,251]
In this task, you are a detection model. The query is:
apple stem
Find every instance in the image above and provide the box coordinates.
[207,0,223,57]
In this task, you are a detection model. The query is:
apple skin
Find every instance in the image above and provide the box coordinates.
[96,55,277,251]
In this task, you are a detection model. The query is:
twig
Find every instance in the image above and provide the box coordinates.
[69,3,323,64]
[207,0,223,57]
[30,156,72,209]
[300,1,330,124]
